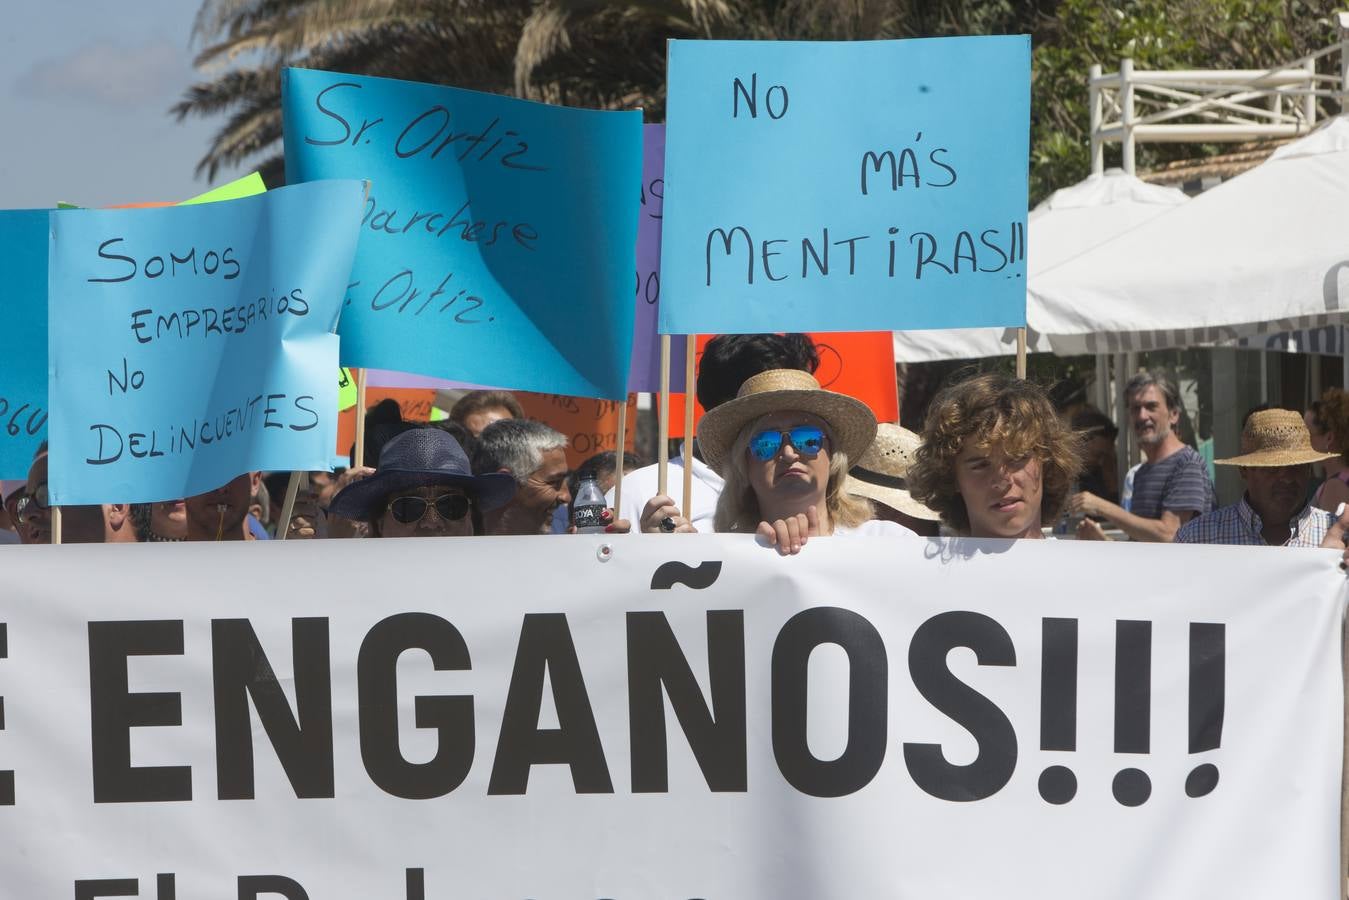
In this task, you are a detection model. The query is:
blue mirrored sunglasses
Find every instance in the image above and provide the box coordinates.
[749,425,826,461]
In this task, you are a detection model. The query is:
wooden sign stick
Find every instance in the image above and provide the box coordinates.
[613,400,627,518]
[657,335,671,498]
[276,470,310,542]
[51,506,62,546]
[682,336,696,520]
[1016,328,1028,380]
[354,368,370,468]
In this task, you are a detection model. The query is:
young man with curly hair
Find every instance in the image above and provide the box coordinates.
[908,373,1083,539]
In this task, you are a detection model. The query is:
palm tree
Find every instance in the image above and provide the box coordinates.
[513,0,1051,118]
[174,0,533,185]
[177,0,1051,187]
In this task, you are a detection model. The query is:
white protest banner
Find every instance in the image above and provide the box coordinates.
[0,537,1342,898]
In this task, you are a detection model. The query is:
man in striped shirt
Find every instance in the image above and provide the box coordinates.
[1070,371,1215,541]
[1176,408,1344,547]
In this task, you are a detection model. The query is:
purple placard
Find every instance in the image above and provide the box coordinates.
[365,369,477,390]
[631,125,687,393]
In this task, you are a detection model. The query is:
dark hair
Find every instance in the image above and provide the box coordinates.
[427,419,479,460]
[1070,408,1118,441]
[696,334,818,411]
[1312,388,1349,463]
[348,398,409,467]
[566,449,648,500]
[909,373,1084,533]
[450,390,524,425]
[1125,370,1181,413]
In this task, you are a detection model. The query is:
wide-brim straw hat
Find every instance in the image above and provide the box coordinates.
[696,369,877,475]
[328,427,516,519]
[847,423,941,521]
[1215,408,1339,467]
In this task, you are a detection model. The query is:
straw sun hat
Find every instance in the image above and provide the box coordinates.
[847,423,941,521]
[695,369,877,475]
[1215,408,1339,467]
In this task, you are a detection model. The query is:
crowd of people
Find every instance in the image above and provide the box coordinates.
[5,333,1349,565]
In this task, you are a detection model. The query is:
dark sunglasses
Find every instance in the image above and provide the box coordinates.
[15,485,50,524]
[749,425,826,462]
[388,493,472,524]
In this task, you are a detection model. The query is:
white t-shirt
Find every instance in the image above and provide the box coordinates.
[607,442,724,532]
[832,519,923,539]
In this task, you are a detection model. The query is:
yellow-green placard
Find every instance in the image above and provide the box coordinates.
[338,368,358,411]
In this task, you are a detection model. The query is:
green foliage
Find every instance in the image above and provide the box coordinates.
[1030,0,1340,200]
[178,0,1344,199]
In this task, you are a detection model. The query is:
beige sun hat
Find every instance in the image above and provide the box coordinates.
[1215,408,1339,467]
[847,423,941,521]
[695,369,878,475]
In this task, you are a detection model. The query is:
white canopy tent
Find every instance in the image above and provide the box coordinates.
[892,168,1189,363]
[1031,116,1349,355]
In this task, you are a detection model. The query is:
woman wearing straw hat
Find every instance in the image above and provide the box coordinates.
[636,369,917,554]
[327,427,516,538]
[908,373,1083,540]
[1175,408,1349,548]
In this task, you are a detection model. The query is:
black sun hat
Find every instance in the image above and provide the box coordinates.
[327,428,516,520]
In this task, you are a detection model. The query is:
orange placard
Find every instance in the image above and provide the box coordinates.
[664,332,898,438]
[336,388,439,460]
[515,392,638,470]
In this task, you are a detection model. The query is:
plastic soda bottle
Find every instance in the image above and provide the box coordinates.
[572,474,608,534]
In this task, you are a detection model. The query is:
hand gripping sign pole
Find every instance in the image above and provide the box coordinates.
[276,471,310,543]
[612,400,627,518]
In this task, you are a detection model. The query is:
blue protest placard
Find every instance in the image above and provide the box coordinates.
[283,68,643,400]
[46,181,365,505]
[0,210,50,480]
[660,37,1030,335]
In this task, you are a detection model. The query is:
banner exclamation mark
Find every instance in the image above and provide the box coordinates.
[1038,618,1078,804]
[1186,622,1224,798]
[1113,620,1152,806]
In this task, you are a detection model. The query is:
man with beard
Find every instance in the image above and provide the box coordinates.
[184,473,260,541]
[1069,371,1215,542]
[1176,409,1343,547]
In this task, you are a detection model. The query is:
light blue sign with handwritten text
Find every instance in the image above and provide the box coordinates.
[283,69,643,400]
[660,37,1030,335]
[0,210,50,480]
[46,181,365,504]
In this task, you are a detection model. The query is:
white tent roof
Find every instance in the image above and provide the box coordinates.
[1033,116,1349,355]
[893,169,1188,362]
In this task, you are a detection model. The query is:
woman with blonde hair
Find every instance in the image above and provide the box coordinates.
[909,373,1083,539]
[636,369,915,553]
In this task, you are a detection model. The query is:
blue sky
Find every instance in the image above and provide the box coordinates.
[2,0,244,208]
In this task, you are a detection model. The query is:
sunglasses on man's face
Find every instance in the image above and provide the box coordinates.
[749,425,826,462]
[15,485,50,525]
[388,493,471,525]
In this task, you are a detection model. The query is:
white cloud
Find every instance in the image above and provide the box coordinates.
[16,39,191,108]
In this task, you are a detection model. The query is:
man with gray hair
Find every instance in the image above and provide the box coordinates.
[472,418,572,535]
[1070,369,1215,541]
